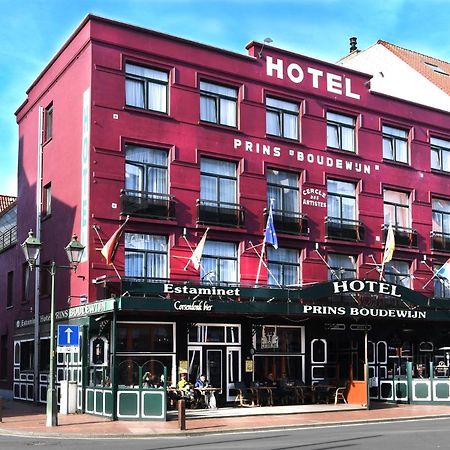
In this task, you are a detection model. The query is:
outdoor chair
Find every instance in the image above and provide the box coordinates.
[231,382,256,407]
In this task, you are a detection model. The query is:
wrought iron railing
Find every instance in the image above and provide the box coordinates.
[264,209,309,234]
[382,224,417,248]
[197,199,245,227]
[0,225,17,252]
[325,217,365,241]
[120,190,176,219]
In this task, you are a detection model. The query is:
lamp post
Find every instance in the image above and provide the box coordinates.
[21,230,85,427]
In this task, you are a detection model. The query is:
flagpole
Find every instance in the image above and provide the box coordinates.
[249,241,282,288]
[92,223,122,280]
[380,223,395,281]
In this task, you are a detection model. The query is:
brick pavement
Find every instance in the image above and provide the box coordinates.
[1,399,450,438]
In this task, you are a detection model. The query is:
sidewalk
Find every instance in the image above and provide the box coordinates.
[2,399,450,438]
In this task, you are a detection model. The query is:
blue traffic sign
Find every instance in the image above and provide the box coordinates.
[57,325,80,347]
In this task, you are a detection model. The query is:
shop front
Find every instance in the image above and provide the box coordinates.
[12,279,450,420]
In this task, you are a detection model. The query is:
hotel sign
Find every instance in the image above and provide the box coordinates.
[265,56,361,100]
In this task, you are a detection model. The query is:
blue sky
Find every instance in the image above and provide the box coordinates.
[2,0,450,196]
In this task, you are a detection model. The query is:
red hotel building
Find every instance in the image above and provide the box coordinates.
[3,15,450,417]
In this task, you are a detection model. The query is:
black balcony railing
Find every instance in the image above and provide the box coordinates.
[197,199,244,227]
[264,209,308,234]
[382,224,418,248]
[120,190,176,219]
[0,224,17,252]
[325,217,365,241]
[431,231,450,252]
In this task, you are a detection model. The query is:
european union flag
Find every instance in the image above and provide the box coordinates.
[264,206,278,249]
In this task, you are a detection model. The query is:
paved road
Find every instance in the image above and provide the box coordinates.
[1,417,449,449]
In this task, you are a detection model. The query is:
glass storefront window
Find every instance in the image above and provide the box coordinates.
[253,325,304,353]
[253,355,305,384]
[188,324,241,344]
[117,323,174,352]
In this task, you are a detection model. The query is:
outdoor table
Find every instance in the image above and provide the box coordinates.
[194,387,222,408]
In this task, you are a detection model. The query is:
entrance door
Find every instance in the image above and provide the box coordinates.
[206,349,222,390]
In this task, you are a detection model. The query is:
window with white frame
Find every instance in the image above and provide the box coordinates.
[125,63,168,113]
[200,240,237,284]
[200,81,237,127]
[200,158,237,206]
[44,103,53,142]
[267,169,299,213]
[267,247,299,287]
[124,233,167,281]
[266,96,299,140]
[326,111,355,152]
[431,136,450,172]
[432,198,450,236]
[125,145,168,195]
[42,183,51,217]
[384,260,410,288]
[434,264,450,298]
[384,189,410,228]
[382,125,408,164]
[327,254,356,281]
[327,179,356,224]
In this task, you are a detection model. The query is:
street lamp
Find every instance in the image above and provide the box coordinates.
[21,230,85,427]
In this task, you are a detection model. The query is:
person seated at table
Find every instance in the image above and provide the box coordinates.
[276,372,291,405]
[195,374,210,388]
[142,371,156,388]
[262,372,276,386]
[177,373,194,400]
[194,374,211,407]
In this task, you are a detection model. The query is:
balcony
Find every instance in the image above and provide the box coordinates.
[325,217,365,241]
[197,199,244,227]
[265,209,308,234]
[382,224,418,248]
[0,225,17,252]
[120,190,176,219]
[431,231,450,252]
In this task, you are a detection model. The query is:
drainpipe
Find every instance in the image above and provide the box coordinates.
[33,107,44,404]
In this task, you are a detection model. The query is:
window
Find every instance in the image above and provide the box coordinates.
[40,261,51,297]
[124,233,167,281]
[382,125,408,163]
[125,145,168,194]
[267,247,299,287]
[39,338,50,371]
[384,260,410,288]
[20,340,34,371]
[267,169,299,213]
[0,335,7,379]
[431,137,450,172]
[384,189,410,228]
[266,96,299,140]
[7,271,13,308]
[326,111,355,152]
[42,183,51,217]
[327,179,356,223]
[200,158,237,206]
[200,240,237,284]
[434,264,450,298]
[125,63,168,113]
[44,103,53,141]
[432,198,450,235]
[327,254,356,281]
[22,263,30,304]
[200,81,237,127]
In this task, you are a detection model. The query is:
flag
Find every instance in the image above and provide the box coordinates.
[264,204,278,249]
[101,217,129,265]
[437,259,450,281]
[382,223,395,264]
[189,228,209,270]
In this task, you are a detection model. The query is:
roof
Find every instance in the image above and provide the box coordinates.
[0,195,16,214]
[379,40,450,96]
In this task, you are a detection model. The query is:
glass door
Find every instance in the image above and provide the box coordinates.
[227,347,241,402]
[206,349,222,390]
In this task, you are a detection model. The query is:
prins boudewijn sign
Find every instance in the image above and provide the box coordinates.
[265,56,361,100]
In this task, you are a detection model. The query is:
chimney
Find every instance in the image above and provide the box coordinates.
[349,37,357,52]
